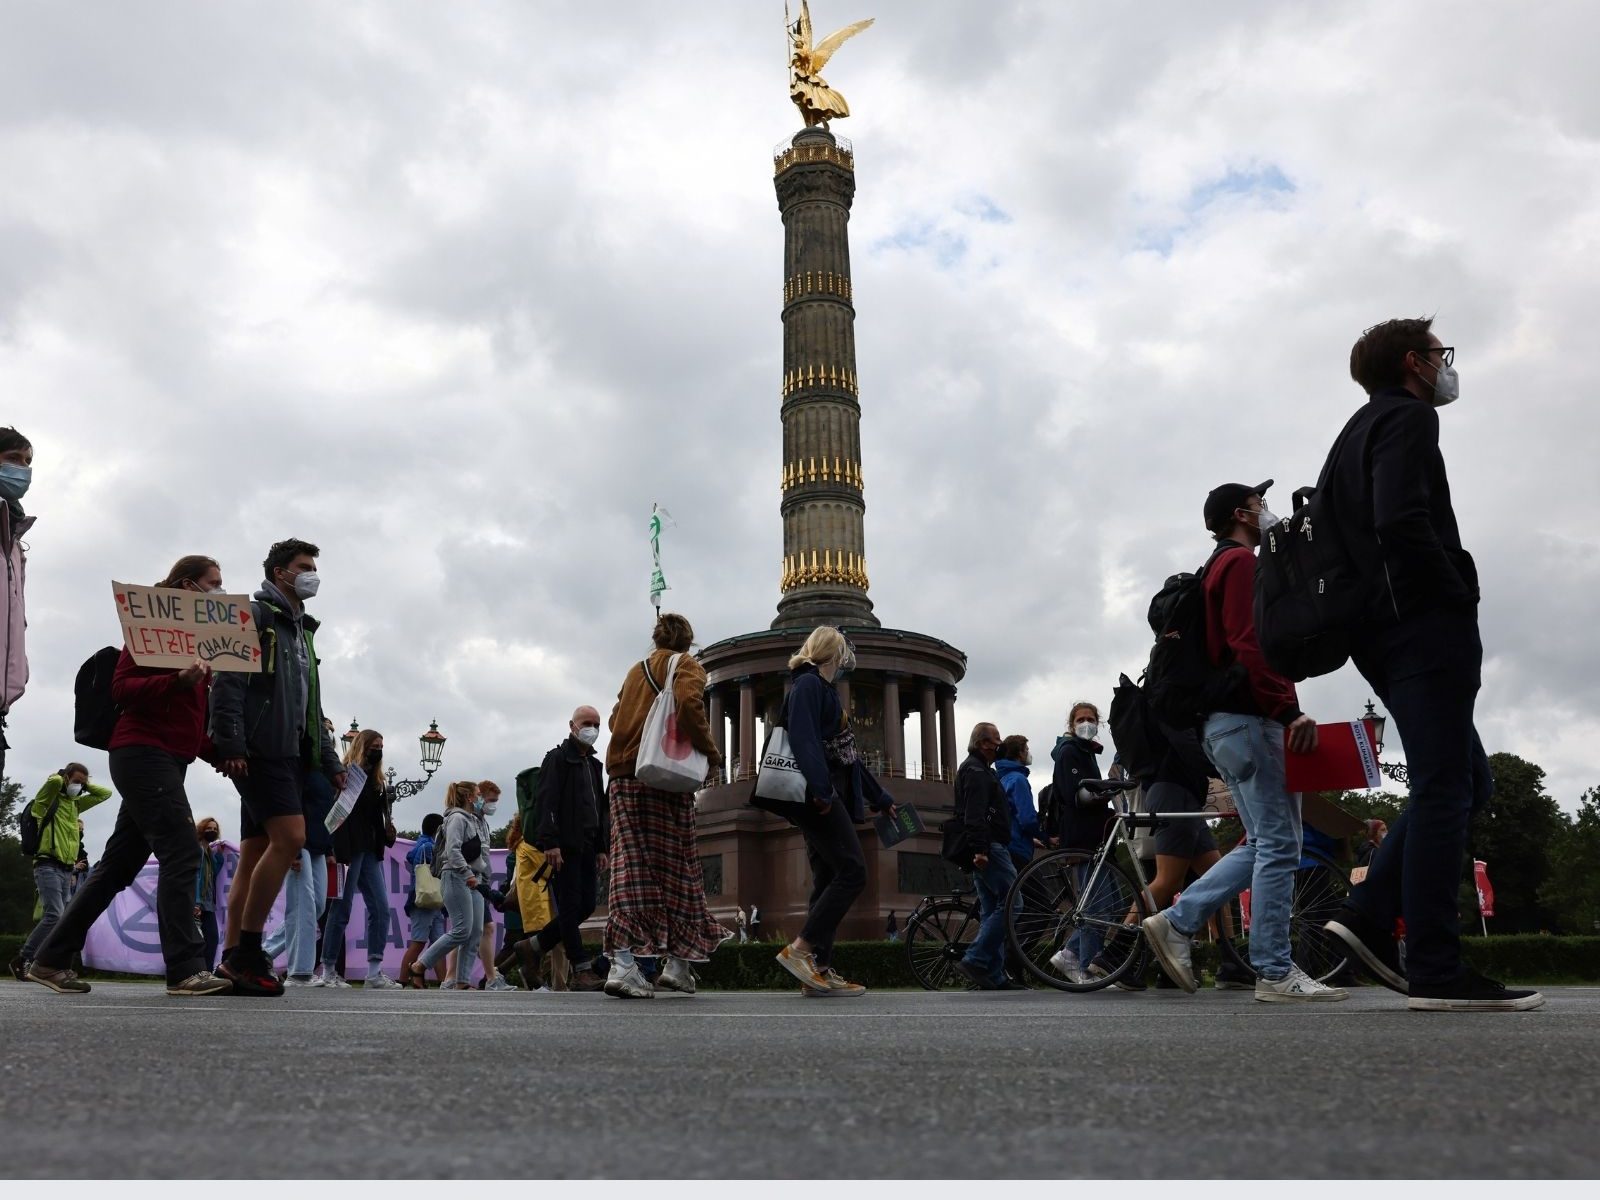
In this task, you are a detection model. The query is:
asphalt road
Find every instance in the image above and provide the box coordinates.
[1,980,1595,1178]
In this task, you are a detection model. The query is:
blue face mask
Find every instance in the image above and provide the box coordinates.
[0,463,31,502]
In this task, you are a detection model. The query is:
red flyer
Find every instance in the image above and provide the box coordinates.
[1284,720,1382,792]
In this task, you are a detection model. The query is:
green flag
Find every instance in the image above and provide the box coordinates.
[650,503,671,609]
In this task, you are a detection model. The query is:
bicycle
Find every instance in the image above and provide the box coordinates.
[903,881,980,991]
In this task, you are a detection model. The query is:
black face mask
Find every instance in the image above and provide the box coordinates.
[364,750,382,769]
[200,829,219,843]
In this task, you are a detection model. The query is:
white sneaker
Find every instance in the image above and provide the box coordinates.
[283,975,317,988]
[364,973,404,990]
[308,968,329,987]
[325,973,353,989]
[1255,964,1348,1003]
[656,957,697,995]
[1141,912,1197,993]
[485,975,516,992]
[1048,947,1088,985]
[605,961,654,999]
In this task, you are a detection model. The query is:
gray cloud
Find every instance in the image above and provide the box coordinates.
[3,0,1597,852]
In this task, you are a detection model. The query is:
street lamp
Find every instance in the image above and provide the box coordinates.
[345,718,447,799]
[341,720,360,754]
[1362,700,1409,785]
[387,720,447,800]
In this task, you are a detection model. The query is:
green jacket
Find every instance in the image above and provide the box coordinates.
[31,774,112,867]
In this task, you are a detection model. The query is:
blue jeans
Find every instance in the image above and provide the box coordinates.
[962,843,1017,985]
[321,850,390,979]
[1349,607,1488,985]
[21,862,75,961]
[1164,714,1302,980]
[420,868,484,986]
[1069,861,1119,966]
[265,850,329,977]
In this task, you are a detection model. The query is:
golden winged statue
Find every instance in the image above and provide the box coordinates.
[786,1,874,128]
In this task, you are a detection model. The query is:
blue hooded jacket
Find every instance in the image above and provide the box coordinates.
[994,758,1039,864]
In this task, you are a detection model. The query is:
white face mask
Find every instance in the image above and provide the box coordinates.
[483,802,498,818]
[1074,721,1098,742]
[1430,362,1460,407]
[292,571,320,599]
[576,726,600,746]
[64,781,84,797]
[1256,506,1280,531]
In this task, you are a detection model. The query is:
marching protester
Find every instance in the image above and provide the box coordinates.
[1356,819,1387,869]
[1321,319,1541,1011]
[995,734,1040,870]
[210,538,345,997]
[602,613,726,999]
[1042,703,1114,984]
[0,426,33,781]
[506,811,561,990]
[1140,482,1345,1002]
[400,812,449,988]
[194,815,226,973]
[14,763,113,980]
[408,781,490,989]
[474,780,515,990]
[263,734,335,986]
[950,722,1019,990]
[320,728,401,989]
[763,626,892,998]
[513,708,609,993]
[23,556,231,996]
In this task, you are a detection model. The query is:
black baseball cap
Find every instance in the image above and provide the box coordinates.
[1203,479,1273,532]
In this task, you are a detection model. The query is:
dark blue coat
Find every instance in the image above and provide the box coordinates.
[751,664,889,823]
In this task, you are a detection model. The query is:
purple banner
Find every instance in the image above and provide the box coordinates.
[81,837,510,977]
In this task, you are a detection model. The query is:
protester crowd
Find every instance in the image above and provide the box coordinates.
[1,317,1545,1011]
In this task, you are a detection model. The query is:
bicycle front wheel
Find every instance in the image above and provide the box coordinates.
[905,898,981,991]
[1006,850,1148,992]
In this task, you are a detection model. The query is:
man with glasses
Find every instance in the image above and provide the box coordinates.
[1319,319,1541,1011]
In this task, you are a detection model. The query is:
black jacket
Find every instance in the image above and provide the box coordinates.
[1044,735,1108,852]
[332,769,391,865]
[302,768,336,857]
[954,752,1010,850]
[535,736,608,854]
[1316,387,1479,624]
[750,665,889,823]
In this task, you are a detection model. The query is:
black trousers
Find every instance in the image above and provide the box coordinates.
[36,746,205,985]
[536,850,597,966]
[198,907,219,972]
[1349,607,1490,986]
[795,800,867,968]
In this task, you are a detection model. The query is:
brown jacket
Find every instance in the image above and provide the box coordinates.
[607,648,722,779]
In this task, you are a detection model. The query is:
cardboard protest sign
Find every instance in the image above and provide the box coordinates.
[113,581,262,672]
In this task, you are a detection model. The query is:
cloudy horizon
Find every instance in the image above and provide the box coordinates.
[4,0,1597,855]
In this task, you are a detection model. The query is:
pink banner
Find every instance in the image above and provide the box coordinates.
[81,837,509,977]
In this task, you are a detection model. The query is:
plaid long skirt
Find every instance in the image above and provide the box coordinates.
[604,777,729,962]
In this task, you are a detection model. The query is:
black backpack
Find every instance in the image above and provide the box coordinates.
[1107,673,1164,781]
[19,791,63,860]
[74,645,123,751]
[1255,485,1371,682]
[1143,547,1244,732]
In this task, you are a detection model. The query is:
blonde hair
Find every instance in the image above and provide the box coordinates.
[444,780,479,810]
[341,728,385,779]
[789,625,854,673]
[652,612,695,652]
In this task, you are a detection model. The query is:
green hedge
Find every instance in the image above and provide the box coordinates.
[7,931,1594,987]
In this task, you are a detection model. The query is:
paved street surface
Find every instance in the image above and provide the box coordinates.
[2,981,1596,1178]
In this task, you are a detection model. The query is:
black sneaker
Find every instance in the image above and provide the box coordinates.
[8,953,27,982]
[1324,905,1407,994]
[1214,960,1255,991]
[1408,968,1544,1012]
[219,952,286,997]
[951,958,997,990]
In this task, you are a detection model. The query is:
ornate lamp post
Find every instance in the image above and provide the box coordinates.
[342,718,446,799]
[1362,700,1410,786]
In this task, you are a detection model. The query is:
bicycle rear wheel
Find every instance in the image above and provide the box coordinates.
[905,898,981,991]
[1216,863,1352,983]
[1006,849,1148,992]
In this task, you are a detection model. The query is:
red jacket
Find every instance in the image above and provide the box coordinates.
[1203,543,1302,725]
[108,648,214,763]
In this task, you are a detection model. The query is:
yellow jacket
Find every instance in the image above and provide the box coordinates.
[514,840,553,932]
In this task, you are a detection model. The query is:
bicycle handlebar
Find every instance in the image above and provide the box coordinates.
[1075,778,1138,808]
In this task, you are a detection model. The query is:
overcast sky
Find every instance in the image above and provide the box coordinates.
[4,1,1597,855]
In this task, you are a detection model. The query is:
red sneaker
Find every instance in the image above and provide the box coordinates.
[219,953,286,997]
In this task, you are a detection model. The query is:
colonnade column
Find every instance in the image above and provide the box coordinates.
[738,678,756,781]
[882,673,903,776]
[919,678,938,779]
[708,689,726,784]
[938,687,958,783]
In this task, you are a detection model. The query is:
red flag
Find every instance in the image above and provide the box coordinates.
[1474,859,1495,919]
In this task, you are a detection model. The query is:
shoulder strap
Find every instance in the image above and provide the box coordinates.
[640,657,661,696]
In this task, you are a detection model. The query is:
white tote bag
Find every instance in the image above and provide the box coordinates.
[633,653,710,793]
[753,725,807,807]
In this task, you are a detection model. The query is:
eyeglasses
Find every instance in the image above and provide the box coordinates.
[1419,346,1455,367]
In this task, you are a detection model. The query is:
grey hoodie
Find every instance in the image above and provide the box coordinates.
[437,807,490,877]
